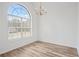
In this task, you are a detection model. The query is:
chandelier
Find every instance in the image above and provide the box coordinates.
[35,2,47,16]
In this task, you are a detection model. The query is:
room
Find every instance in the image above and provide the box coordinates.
[0,2,79,57]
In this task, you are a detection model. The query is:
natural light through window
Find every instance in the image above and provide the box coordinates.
[8,4,32,39]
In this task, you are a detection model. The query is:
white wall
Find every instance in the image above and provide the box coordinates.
[38,2,78,48]
[77,2,79,55]
[0,2,37,54]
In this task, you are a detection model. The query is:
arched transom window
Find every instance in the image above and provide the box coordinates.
[8,4,32,39]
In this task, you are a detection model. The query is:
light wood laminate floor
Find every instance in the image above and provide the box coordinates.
[0,41,78,57]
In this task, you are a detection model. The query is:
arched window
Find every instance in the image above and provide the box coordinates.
[8,4,32,39]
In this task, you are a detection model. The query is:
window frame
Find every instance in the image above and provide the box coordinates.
[8,4,32,39]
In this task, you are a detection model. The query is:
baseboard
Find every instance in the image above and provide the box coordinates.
[0,40,36,55]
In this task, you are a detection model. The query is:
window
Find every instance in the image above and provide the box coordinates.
[8,4,32,39]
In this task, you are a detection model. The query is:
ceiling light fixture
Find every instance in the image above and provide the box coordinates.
[35,2,47,16]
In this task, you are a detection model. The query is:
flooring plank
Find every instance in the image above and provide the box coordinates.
[0,41,78,57]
